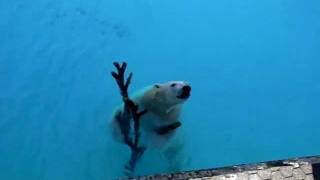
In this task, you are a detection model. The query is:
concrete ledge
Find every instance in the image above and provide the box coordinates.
[123,155,320,180]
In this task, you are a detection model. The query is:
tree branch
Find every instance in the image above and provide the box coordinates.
[111,61,148,177]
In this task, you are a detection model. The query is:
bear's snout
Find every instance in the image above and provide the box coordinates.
[177,85,191,99]
[182,85,191,93]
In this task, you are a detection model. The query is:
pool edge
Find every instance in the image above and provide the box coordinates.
[122,155,320,180]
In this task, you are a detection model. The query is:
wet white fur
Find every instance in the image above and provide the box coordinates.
[109,81,189,149]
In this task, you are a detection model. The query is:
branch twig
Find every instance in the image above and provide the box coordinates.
[111,62,148,176]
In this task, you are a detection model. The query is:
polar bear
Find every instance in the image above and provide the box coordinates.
[109,81,191,170]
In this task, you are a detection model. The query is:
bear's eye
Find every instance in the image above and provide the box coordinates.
[171,83,176,87]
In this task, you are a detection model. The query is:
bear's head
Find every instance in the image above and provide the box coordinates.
[152,81,191,107]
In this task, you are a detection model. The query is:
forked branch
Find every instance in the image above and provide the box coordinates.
[111,62,148,176]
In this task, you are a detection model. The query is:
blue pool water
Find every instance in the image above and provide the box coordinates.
[1,0,320,179]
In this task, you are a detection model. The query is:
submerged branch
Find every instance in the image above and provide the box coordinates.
[111,62,148,177]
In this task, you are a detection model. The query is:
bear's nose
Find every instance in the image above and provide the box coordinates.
[182,85,191,93]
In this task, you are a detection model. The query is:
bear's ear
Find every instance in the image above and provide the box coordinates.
[154,84,161,88]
